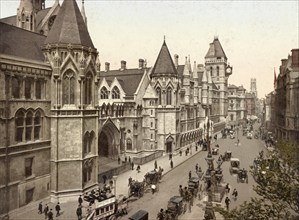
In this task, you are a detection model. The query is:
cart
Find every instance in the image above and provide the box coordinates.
[237,168,248,183]
[129,210,149,220]
[223,151,232,161]
[165,196,187,220]
[128,180,145,198]
[229,158,240,174]
[188,177,200,197]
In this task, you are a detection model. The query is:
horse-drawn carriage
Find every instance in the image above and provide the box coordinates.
[128,180,145,198]
[223,151,232,161]
[164,196,187,220]
[212,147,219,155]
[188,177,200,197]
[144,169,163,192]
[229,158,240,174]
[237,168,248,183]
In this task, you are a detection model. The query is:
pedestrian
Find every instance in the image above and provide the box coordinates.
[179,150,182,156]
[38,202,43,214]
[189,170,192,179]
[225,183,230,194]
[225,197,231,210]
[195,163,199,172]
[76,205,82,220]
[47,208,53,220]
[125,156,127,163]
[131,162,134,170]
[179,185,183,197]
[55,202,61,217]
[129,156,131,163]
[170,160,173,168]
[128,177,132,186]
[118,156,121,165]
[44,204,49,219]
[151,184,156,194]
[232,188,238,200]
[154,160,157,169]
[195,145,198,151]
[78,195,83,205]
[157,208,165,220]
[185,149,188,156]
[103,175,107,184]
[136,165,140,173]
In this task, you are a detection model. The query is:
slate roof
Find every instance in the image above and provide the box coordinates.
[99,68,149,96]
[0,22,46,61]
[151,41,178,76]
[0,15,16,26]
[205,38,227,59]
[36,7,52,28]
[44,0,94,48]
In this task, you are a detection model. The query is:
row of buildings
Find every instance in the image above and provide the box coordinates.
[263,48,299,144]
[0,0,234,216]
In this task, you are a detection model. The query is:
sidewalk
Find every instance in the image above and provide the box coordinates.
[8,140,219,220]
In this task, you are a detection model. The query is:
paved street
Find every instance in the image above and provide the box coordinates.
[9,124,267,220]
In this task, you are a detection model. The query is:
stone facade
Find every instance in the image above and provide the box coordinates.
[227,85,246,126]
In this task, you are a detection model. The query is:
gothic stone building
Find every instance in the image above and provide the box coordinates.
[0,0,232,215]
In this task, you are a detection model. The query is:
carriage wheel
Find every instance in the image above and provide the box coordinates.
[108,215,117,220]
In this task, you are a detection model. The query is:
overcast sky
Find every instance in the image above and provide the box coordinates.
[1,0,298,98]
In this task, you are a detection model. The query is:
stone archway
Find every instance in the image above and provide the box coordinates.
[98,119,120,159]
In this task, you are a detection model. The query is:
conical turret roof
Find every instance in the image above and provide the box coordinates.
[44,0,94,48]
[205,37,227,60]
[151,40,178,76]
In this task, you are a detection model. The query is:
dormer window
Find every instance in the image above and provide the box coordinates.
[111,86,120,99]
[100,87,108,99]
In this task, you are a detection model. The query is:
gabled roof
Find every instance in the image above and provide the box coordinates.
[99,68,149,96]
[143,84,157,99]
[228,84,238,89]
[44,0,94,48]
[151,41,178,76]
[205,37,227,60]
[0,22,46,61]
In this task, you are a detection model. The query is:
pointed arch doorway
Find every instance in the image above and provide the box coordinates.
[98,119,120,159]
[165,135,174,153]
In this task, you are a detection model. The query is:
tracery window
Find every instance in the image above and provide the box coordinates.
[62,70,75,105]
[34,111,42,140]
[126,138,132,150]
[100,87,109,99]
[216,66,220,77]
[84,72,93,105]
[15,110,25,142]
[166,87,172,105]
[111,86,120,99]
[156,87,161,105]
[25,78,32,99]
[25,111,33,141]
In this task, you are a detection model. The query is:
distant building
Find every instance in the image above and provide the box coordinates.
[250,78,257,97]
[272,48,299,143]
[227,85,247,126]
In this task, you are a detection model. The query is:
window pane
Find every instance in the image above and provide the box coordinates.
[26,127,32,141]
[26,188,34,204]
[26,112,33,125]
[34,126,41,140]
[35,80,42,99]
[25,78,32,99]
[62,76,69,105]
[25,158,33,177]
[16,127,24,142]
[70,77,75,104]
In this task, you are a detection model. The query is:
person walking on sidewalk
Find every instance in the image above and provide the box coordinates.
[118,156,121,165]
[131,162,134,170]
[44,204,49,219]
[189,171,192,179]
[170,160,173,168]
[78,195,83,205]
[76,205,82,220]
[47,208,53,220]
[154,160,157,169]
[55,202,61,217]
[128,177,132,186]
[225,183,230,194]
[195,163,199,172]
[179,150,182,156]
[169,153,172,160]
[136,165,141,173]
[225,197,231,210]
[38,202,43,214]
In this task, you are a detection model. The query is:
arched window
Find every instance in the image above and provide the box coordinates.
[25,111,33,141]
[216,66,219,77]
[111,86,120,99]
[166,87,172,105]
[100,87,108,99]
[12,77,21,98]
[34,111,42,140]
[62,70,75,105]
[156,87,161,105]
[84,72,93,105]
[15,111,25,142]
[25,78,32,99]
[126,138,132,150]
[84,132,93,154]
[35,79,43,99]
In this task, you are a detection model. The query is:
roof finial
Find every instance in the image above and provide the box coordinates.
[164,35,166,42]
[214,35,218,40]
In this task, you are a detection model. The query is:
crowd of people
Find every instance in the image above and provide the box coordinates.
[37,201,61,220]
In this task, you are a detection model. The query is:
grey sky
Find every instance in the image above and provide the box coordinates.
[1,0,298,98]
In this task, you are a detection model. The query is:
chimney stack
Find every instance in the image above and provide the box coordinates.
[139,59,144,69]
[174,54,179,68]
[291,49,299,68]
[121,60,126,71]
[105,62,110,72]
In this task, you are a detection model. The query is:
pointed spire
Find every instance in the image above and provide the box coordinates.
[205,36,227,60]
[45,0,94,48]
[193,61,198,79]
[151,39,177,76]
[81,0,87,25]
[183,57,190,76]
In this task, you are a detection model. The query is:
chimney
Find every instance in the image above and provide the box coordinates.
[120,60,126,71]
[174,54,179,68]
[291,49,299,67]
[139,59,144,69]
[105,62,110,72]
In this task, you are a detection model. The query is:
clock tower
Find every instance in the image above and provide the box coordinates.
[205,36,232,120]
